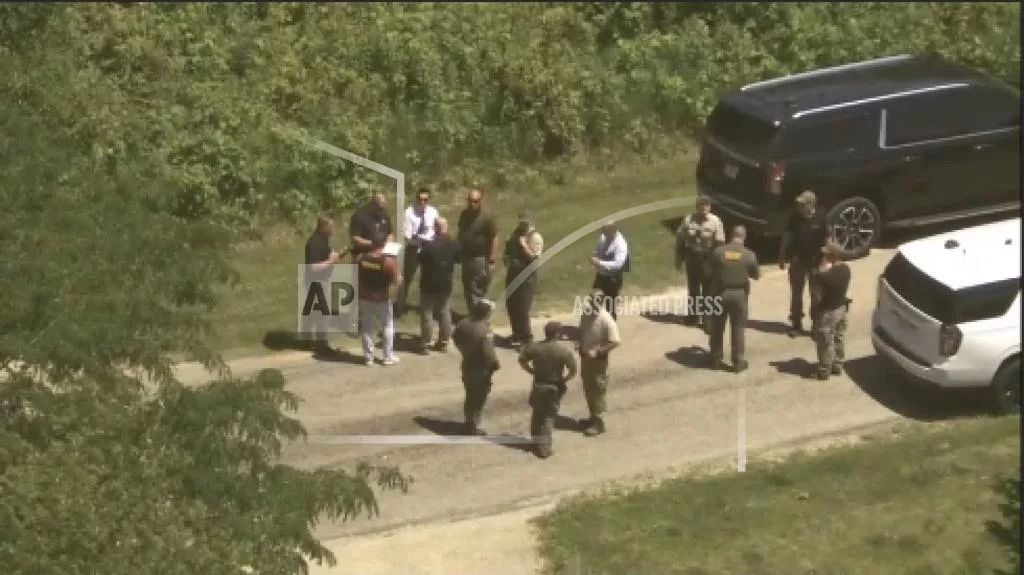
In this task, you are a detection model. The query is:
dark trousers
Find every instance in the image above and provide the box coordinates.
[462,255,491,313]
[709,288,749,365]
[788,257,817,324]
[462,368,494,431]
[395,244,420,310]
[685,255,709,318]
[592,273,623,320]
[506,273,535,342]
[529,383,563,457]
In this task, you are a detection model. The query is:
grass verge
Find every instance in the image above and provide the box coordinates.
[534,417,1022,575]
[206,150,699,357]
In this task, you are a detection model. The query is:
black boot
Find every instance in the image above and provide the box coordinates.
[787,320,802,338]
[584,417,606,437]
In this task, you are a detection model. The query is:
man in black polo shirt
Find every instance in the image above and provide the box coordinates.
[303,214,343,356]
[349,192,394,260]
[457,188,499,314]
[778,190,829,337]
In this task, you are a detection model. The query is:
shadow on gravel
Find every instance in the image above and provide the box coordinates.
[844,355,994,421]
[769,357,816,379]
[262,329,311,352]
[412,416,534,453]
[642,311,687,326]
[310,348,366,365]
[666,345,710,369]
[747,319,791,335]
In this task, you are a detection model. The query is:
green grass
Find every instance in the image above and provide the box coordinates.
[535,417,1022,575]
[205,150,699,356]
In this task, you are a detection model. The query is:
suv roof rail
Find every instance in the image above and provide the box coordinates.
[740,54,915,92]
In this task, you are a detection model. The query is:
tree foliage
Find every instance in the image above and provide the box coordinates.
[2,3,1018,230]
[0,34,409,575]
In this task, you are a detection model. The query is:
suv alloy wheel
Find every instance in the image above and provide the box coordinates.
[826,196,881,260]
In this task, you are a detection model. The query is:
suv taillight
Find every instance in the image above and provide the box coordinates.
[938,324,962,357]
[766,162,785,196]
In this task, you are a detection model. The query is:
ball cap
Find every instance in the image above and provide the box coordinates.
[796,190,817,205]
[543,321,562,338]
[518,211,530,222]
[697,195,712,206]
[471,299,495,317]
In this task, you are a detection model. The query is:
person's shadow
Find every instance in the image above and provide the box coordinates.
[412,416,534,453]
[768,357,816,378]
[665,345,710,368]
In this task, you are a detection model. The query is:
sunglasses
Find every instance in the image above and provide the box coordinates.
[467,199,481,205]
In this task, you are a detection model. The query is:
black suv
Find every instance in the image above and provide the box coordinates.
[696,53,1021,259]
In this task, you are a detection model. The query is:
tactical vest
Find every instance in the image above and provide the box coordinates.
[687,213,716,255]
[717,246,751,291]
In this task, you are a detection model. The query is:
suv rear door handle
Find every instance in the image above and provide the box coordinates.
[903,155,919,162]
[973,143,993,151]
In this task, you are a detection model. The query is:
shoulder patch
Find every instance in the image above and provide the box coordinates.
[724,250,742,261]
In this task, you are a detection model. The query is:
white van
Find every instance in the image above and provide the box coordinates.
[871,217,1021,413]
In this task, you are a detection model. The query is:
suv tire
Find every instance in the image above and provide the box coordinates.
[990,356,1020,415]
[826,196,881,260]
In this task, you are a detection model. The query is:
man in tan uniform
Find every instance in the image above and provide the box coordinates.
[504,211,544,347]
[519,321,577,458]
[676,196,726,327]
[576,289,621,436]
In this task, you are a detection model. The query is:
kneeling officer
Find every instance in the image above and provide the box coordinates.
[518,322,577,459]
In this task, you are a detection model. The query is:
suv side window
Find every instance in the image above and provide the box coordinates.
[973,87,1021,130]
[955,278,1021,324]
[781,111,878,155]
[884,87,996,146]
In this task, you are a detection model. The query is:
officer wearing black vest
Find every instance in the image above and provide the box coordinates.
[707,225,760,373]
[503,212,544,347]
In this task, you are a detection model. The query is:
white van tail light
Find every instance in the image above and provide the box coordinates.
[938,324,962,357]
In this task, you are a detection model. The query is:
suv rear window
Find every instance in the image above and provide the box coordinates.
[705,103,778,157]
[883,253,1021,323]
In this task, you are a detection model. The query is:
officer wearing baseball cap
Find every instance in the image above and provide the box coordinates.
[504,211,544,347]
[519,321,577,458]
[453,298,501,435]
[676,195,725,327]
[810,240,852,380]
[778,190,829,337]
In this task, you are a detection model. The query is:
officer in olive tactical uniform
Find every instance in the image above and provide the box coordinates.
[453,299,501,435]
[504,212,544,347]
[676,196,726,326]
[519,322,577,459]
[707,225,761,373]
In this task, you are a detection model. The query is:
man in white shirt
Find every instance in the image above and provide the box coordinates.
[590,220,629,320]
[395,187,439,316]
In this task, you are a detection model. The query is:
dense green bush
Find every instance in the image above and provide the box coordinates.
[1,2,1018,229]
